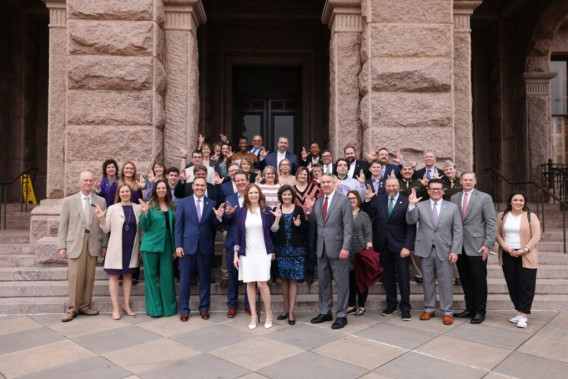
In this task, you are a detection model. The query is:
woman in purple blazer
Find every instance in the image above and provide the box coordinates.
[233,183,278,329]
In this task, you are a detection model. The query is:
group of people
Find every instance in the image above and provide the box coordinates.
[56,134,541,330]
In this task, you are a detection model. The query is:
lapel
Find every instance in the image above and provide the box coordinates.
[423,201,435,230]
[324,194,340,224]
[74,193,85,223]
[437,200,448,230]
[391,197,405,218]
[464,189,477,219]
[201,198,213,224]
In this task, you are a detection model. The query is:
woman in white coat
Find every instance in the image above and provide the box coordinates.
[96,183,142,320]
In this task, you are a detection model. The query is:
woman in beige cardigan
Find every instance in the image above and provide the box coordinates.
[96,183,142,320]
[495,192,541,328]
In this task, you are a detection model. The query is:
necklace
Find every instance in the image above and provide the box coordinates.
[124,205,132,231]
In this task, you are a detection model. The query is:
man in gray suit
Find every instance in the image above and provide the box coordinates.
[451,171,497,324]
[305,173,353,329]
[407,178,463,325]
[57,171,108,322]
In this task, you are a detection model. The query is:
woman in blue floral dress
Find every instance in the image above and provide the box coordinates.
[271,184,306,325]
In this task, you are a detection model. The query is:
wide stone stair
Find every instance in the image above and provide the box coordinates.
[1,203,567,314]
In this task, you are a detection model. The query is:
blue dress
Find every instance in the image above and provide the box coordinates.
[275,213,305,280]
[106,205,138,275]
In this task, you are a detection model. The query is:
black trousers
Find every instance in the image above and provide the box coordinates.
[501,252,537,314]
[348,270,368,308]
[456,251,488,314]
[380,248,411,312]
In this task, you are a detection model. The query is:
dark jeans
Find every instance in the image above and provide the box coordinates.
[380,249,411,312]
[502,252,537,314]
[456,251,488,314]
[348,270,368,308]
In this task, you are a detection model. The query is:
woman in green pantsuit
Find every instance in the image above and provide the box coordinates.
[139,179,177,317]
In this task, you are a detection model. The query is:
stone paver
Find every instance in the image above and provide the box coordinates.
[0,311,566,378]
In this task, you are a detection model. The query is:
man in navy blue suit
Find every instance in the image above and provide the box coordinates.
[222,171,251,318]
[362,177,416,320]
[376,148,401,179]
[259,136,299,174]
[175,177,225,322]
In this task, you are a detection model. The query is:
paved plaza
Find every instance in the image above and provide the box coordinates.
[0,310,567,379]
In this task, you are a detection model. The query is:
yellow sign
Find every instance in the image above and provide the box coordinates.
[20,174,37,204]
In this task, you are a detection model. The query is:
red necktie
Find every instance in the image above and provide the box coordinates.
[462,192,468,220]
[322,196,328,222]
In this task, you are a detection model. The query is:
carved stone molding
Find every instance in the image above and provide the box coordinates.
[44,0,67,28]
[322,0,363,33]
[524,72,557,96]
[163,0,206,31]
[453,0,482,32]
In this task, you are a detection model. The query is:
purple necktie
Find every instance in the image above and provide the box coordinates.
[196,199,202,222]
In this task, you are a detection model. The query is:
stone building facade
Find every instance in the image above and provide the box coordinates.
[0,0,566,245]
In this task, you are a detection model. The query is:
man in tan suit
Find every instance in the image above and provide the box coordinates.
[57,171,108,322]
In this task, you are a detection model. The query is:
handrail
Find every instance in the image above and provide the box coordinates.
[0,167,39,230]
[485,167,567,254]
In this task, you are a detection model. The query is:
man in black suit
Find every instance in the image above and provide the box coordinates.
[413,151,444,180]
[320,150,335,175]
[300,142,323,167]
[344,146,369,179]
[175,164,222,204]
[363,177,416,320]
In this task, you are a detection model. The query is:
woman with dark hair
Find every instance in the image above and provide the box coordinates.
[233,183,277,329]
[272,184,306,325]
[145,161,167,200]
[346,190,373,316]
[95,183,142,320]
[495,192,541,328]
[139,179,177,318]
[96,159,119,207]
[216,143,231,179]
[211,142,222,163]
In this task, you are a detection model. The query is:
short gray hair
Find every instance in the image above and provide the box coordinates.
[443,160,455,169]
[460,170,477,180]
[79,171,94,181]
[385,177,399,186]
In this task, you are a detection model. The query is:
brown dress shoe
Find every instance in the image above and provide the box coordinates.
[200,311,210,320]
[442,315,453,325]
[227,307,237,318]
[61,312,76,322]
[180,313,189,322]
[220,279,228,288]
[419,312,435,320]
[78,308,99,316]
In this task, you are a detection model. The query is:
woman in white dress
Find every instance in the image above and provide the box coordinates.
[233,183,278,329]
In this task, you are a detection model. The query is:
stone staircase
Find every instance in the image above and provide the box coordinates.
[1,203,567,314]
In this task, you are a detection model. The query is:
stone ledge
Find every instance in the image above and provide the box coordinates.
[68,0,155,22]
[68,56,154,90]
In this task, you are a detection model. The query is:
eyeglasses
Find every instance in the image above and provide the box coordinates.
[429,188,443,192]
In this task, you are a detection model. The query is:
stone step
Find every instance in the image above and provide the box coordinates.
[3,204,38,212]
[3,293,568,315]
[0,230,29,244]
[487,265,568,279]
[0,244,34,255]
[0,255,35,267]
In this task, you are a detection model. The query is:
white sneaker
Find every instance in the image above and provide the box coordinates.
[509,314,522,323]
[517,316,528,328]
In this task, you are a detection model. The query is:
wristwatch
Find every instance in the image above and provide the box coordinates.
[524,247,530,253]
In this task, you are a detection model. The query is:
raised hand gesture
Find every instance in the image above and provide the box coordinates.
[226,147,233,159]
[365,184,375,201]
[94,177,101,191]
[293,215,301,227]
[357,169,366,185]
[410,155,417,168]
[307,162,313,172]
[198,133,205,145]
[419,173,429,187]
[225,201,237,216]
[270,204,282,219]
[301,146,308,160]
[432,170,441,180]
[366,144,377,161]
[304,197,315,213]
[214,203,226,219]
[95,204,107,220]
[179,145,188,158]
[179,170,188,182]
[408,187,422,206]
[214,172,224,185]
[147,170,155,183]
[395,150,404,164]
[219,134,228,143]
[390,169,396,178]
[138,174,146,189]
[334,176,340,190]
[260,146,268,158]
[138,199,149,215]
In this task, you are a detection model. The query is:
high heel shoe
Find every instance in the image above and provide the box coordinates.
[277,313,289,320]
[249,314,258,330]
[265,312,273,329]
[111,311,121,320]
[122,305,136,317]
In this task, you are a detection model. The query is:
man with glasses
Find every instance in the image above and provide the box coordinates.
[320,150,335,175]
[407,179,463,325]
[182,150,216,184]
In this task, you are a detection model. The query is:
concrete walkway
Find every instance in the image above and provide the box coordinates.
[1,310,567,379]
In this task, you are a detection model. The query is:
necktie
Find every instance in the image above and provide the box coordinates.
[432,201,438,228]
[325,166,330,174]
[322,196,328,222]
[451,180,454,189]
[406,181,410,189]
[388,197,394,217]
[196,199,202,222]
[462,192,468,220]
[84,197,91,229]
[427,169,432,180]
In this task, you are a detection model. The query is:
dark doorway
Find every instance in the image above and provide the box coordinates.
[234,67,301,152]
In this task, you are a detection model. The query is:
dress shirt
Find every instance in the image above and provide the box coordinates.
[81,193,92,218]
[430,198,443,210]
[323,164,333,174]
[371,177,381,193]
[348,161,356,178]
[238,194,244,207]
[277,151,286,168]
[388,193,400,211]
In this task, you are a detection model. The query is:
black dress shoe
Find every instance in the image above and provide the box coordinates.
[311,312,333,324]
[288,319,296,325]
[470,313,485,324]
[414,276,423,284]
[331,317,347,329]
[454,310,473,318]
[277,313,289,320]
